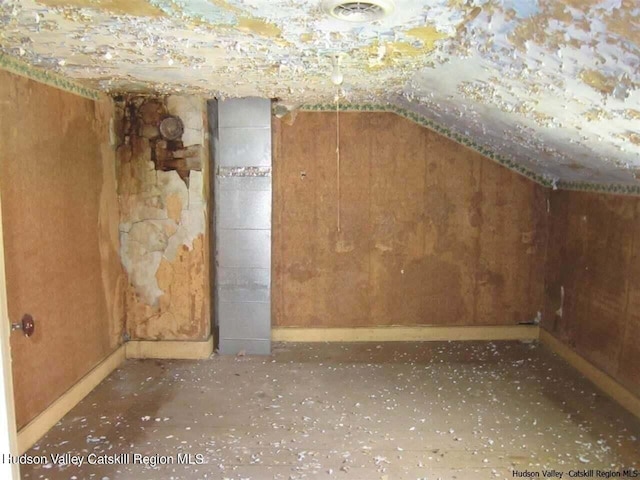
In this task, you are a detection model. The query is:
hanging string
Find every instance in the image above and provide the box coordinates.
[336,92,341,232]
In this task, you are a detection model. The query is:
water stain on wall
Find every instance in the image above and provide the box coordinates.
[273,111,548,328]
[124,235,208,340]
[543,190,640,397]
[116,95,210,341]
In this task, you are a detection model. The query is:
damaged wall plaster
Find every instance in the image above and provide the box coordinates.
[0,69,124,428]
[0,0,638,188]
[117,95,210,341]
[273,112,549,327]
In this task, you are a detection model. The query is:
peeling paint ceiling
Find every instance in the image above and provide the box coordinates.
[0,0,638,186]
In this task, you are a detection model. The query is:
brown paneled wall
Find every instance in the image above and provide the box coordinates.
[543,191,640,397]
[0,71,123,428]
[2,75,638,430]
[273,112,549,327]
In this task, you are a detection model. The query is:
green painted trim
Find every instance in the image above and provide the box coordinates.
[0,53,100,100]
[0,65,635,196]
[555,181,640,196]
[299,102,640,196]
[299,102,554,188]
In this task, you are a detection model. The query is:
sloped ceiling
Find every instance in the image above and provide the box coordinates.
[0,0,638,187]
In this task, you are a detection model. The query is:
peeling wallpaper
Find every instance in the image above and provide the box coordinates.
[0,0,638,186]
[116,95,210,340]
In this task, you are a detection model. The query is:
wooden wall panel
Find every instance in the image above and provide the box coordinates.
[476,166,548,325]
[542,190,640,397]
[0,71,122,428]
[273,112,548,328]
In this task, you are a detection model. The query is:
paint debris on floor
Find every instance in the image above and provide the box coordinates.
[21,342,640,480]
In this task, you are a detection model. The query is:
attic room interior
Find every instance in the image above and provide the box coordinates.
[0,0,639,478]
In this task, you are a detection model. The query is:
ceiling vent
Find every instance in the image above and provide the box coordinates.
[322,0,395,23]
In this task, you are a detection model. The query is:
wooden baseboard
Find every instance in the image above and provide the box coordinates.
[16,336,214,452]
[540,329,640,420]
[271,325,540,342]
[125,335,214,359]
[17,345,126,454]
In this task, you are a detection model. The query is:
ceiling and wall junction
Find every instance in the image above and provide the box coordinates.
[0,0,638,191]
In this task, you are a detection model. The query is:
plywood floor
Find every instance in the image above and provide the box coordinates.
[22,342,640,480]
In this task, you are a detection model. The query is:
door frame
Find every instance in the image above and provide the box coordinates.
[0,193,21,478]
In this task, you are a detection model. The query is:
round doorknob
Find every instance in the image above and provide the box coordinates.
[12,314,35,337]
